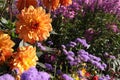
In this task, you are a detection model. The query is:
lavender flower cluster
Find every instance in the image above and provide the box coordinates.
[21,67,50,80]
[78,0,120,15]
[78,49,107,70]
[52,0,120,19]
[62,38,107,70]
[52,0,81,19]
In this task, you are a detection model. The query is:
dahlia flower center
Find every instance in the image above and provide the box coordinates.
[31,23,39,29]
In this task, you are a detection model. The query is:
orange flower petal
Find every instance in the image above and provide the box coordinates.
[10,46,38,74]
[0,31,15,63]
[15,6,52,44]
[16,0,39,12]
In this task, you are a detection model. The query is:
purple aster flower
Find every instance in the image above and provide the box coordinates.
[91,60,105,70]
[77,70,83,77]
[70,41,77,46]
[61,45,66,49]
[74,57,81,63]
[47,41,54,45]
[0,74,15,80]
[69,61,78,66]
[89,54,101,61]
[102,63,107,69]
[21,67,50,80]
[68,51,75,57]
[56,70,62,75]
[104,52,116,59]
[62,74,74,80]
[109,55,116,59]
[21,67,38,80]
[63,49,68,55]
[77,49,89,56]
[104,52,109,56]
[37,42,46,51]
[75,38,90,48]
[45,63,53,70]
[80,54,90,62]
[66,55,74,61]
[38,72,50,80]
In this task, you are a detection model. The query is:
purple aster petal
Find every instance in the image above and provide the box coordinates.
[0,74,15,80]
[62,74,74,80]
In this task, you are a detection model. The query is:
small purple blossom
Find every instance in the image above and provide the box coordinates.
[21,67,38,80]
[37,42,46,51]
[66,56,74,61]
[68,51,75,57]
[61,45,66,49]
[62,74,74,80]
[63,49,68,55]
[75,38,90,48]
[47,41,54,45]
[45,63,53,70]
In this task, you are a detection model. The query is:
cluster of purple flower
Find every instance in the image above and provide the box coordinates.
[21,67,50,80]
[78,0,120,15]
[52,0,81,19]
[52,0,120,19]
[78,49,107,70]
[62,38,107,70]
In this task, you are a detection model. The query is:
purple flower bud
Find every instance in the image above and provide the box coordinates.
[61,45,66,49]
[102,63,107,69]
[70,41,77,46]
[63,49,68,55]
[75,38,90,48]
[37,42,46,51]
[68,51,75,57]
[109,55,115,59]
[69,61,78,66]
[45,63,53,70]
[80,54,90,62]
[66,56,74,61]
[47,41,53,45]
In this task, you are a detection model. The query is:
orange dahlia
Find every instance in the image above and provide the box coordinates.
[42,0,60,10]
[60,0,72,6]
[0,31,15,62]
[10,46,38,73]
[16,6,52,44]
[42,0,72,10]
[16,0,39,12]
